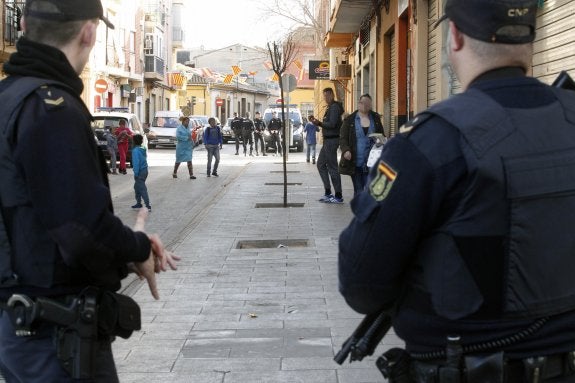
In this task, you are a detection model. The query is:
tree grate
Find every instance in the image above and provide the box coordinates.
[236,239,310,249]
[255,203,304,208]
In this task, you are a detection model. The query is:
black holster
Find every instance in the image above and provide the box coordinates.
[97,291,141,339]
[6,287,141,379]
[377,348,413,383]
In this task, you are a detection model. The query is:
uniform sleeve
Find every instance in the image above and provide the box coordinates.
[15,93,151,271]
[338,120,467,314]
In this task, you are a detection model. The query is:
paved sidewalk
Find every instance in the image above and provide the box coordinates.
[114,151,403,382]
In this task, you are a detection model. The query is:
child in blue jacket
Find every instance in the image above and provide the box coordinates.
[131,134,151,211]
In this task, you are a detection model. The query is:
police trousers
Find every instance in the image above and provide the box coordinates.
[0,312,119,383]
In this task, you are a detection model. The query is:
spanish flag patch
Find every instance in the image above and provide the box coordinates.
[369,160,397,201]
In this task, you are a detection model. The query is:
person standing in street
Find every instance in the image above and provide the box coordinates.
[268,111,283,156]
[241,112,255,156]
[131,134,151,212]
[312,87,344,204]
[104,125,118,174]
[115,118,132,174]
[303,114,319,164]
[230,112,243,155]
[338,94,384,197]
[253,111,267,156]
[338,0,575,381]
[173,116,196,179]
[203,117,223,177]
[0,1,179,381]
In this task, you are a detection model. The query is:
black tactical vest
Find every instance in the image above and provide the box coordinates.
[0,77,71,288]
[414,87,575,320]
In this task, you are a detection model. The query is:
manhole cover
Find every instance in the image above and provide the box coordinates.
[270,171,300,173]
[255,203,305,208]
[236,239,310,249]
[265,182,302,185]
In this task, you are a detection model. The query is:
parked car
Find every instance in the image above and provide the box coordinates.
[91,108,148,168]
[222,117,239,144]
[148,110,183,148]
[262,107,304,152]
[190,118,204,146]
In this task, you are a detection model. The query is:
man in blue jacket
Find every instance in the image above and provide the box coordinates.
[203,117,223,177]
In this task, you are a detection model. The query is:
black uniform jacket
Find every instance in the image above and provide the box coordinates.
[0,38,150,298]
[338,67,575,358]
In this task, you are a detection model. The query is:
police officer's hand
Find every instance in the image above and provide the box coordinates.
[133,255,159,299]
[343,151,352,161]
[148,233,179,273]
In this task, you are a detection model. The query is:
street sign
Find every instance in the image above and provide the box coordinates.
[281,74,297,93]
[215,98,224,106]
[94,79,108,94]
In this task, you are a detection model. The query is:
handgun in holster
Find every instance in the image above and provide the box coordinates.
[6,287,99,379]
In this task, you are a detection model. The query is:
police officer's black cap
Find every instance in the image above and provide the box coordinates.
[435,0,538,44]
[24,0,115,29]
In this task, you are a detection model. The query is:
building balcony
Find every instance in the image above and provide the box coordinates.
[325,0,372,48]
[172,27,184,49]
[144,55,165,82]
[1,1,25,62]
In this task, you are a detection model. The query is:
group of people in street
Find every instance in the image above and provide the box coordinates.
[103,118,132,175]
[230,112,265,156]
[173,115,223,179]
[311,89,385,204]
[231,111,285,157]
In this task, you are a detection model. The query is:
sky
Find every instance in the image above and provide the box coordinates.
[183,0,297,49]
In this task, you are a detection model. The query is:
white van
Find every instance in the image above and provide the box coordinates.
[149,110,183,148]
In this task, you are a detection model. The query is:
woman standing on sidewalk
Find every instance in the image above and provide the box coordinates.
[173,116,196,179]
[339,94,384,196]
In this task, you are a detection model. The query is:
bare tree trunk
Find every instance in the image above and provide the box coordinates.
[267,38,297,208]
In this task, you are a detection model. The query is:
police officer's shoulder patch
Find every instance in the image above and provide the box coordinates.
[399,113,433,135]
[36,85,66,110]
[369,160,398,201]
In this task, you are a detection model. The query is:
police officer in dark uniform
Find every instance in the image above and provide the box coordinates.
[241,112,255,156]
[268,111,283,156]
[0,1,179,381]
[339,0,575,381]
[253,111,267,156]
[230,112,243,155]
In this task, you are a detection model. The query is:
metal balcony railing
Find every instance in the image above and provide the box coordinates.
[4,1,25,46]
[144,55,164,76]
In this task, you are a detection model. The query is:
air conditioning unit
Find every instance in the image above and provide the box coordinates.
[329,48,348,80]
[335,64,352,79]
